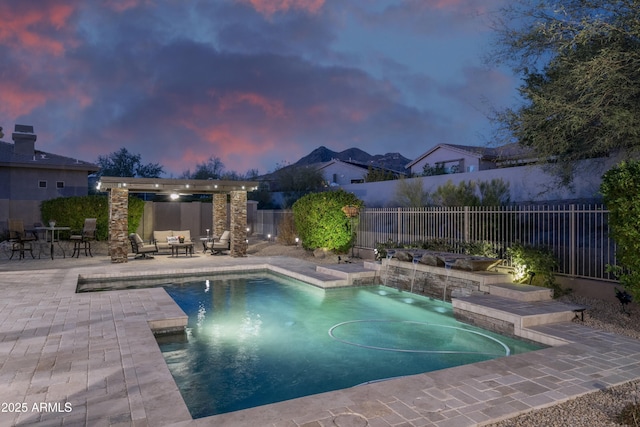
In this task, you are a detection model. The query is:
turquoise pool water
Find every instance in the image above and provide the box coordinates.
[158,273,542,418]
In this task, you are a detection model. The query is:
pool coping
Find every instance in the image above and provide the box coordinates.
[1,256,640,426]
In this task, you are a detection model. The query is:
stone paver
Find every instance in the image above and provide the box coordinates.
[1,253,640,426]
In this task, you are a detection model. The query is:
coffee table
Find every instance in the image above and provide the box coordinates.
[169,242,194,257]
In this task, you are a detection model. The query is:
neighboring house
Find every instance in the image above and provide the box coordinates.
[318,158,405,186]
[0,124,99,229]
[406,143,534,176]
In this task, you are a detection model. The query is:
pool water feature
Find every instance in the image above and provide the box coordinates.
[158,273,542,419]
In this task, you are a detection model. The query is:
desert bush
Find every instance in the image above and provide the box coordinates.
[277,212,298,245]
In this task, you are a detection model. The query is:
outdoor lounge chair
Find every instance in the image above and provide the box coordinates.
[128,233,158,259]
[8,219,36,260]
[70,218,97,257]
[207,230,230,255]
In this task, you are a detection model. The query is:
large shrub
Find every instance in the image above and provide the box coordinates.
[601,160,640,299]
[40,195,145,240]
[292,190,363,252]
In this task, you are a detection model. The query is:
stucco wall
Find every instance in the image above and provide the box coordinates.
[342,157,617,207]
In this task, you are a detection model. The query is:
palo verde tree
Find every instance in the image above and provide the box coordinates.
[393,177,430,207]
[600,160,640,299]
[292,189,363,253]
[491,0,640,185]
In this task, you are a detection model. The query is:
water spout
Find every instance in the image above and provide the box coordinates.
[443,260,454,301]
[410,257,420,293]
[383,250,395,288]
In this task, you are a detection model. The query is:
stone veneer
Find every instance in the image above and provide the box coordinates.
[108,188,129,263]
[381,259,508,301]
[454,308,515,337]
[230,190,247,257]
[213,193,227,238]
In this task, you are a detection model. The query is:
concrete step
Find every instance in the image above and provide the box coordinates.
[316,262,378,285]
[488,282,553,302]
[452,294,586,346]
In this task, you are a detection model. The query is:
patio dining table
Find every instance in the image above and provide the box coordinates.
[35,226,71,259]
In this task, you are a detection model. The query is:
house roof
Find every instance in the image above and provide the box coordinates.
[406,143,533,168]
[0,140,99,172]
[317,158,406,176]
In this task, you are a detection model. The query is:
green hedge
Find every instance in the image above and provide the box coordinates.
[601,160,640,299]
[40,195,145,240]
[292,189,363,252]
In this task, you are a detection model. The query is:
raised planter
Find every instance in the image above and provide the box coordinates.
[393,249,502,272]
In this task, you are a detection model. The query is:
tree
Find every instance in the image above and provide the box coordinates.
[365,165,396,182]
[431,180,480,207]
[182,156,225,180]
[421,162,446,177]
[96,147,163,178]
[600,160,640,299]
[272,164,325,208]
[491,0,640,184]
[394,177,430,207]
[478,178,511,206]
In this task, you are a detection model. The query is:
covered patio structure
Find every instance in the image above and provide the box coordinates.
[97,176,258,263]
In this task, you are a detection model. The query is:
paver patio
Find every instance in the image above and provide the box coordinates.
[1,252,640,426]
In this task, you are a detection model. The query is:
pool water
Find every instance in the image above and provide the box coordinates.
[158,273,542,418]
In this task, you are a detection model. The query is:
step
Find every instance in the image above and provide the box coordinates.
[316,262,378,285]
[488,282,553,302]
[452,294,586,346]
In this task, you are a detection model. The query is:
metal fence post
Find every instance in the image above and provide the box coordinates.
[464,206,470,243]
[569,204,576,277]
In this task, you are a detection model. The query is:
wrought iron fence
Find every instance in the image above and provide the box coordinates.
[253,204,616,281]
[357,205,616,281]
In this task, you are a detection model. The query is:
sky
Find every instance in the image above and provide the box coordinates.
[0,0,519,177]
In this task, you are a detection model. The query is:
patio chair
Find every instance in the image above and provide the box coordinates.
[128,233,158,259]
[207,230,230,255]
[8,219,36,260]
[70,218,97,257]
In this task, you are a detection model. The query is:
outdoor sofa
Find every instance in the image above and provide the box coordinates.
[153,230,193,253]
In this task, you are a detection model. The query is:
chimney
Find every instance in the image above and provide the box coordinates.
[12,124,37,156]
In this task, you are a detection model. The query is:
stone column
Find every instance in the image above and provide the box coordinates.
[213,193,227,238]
[108,188,129,263]
[230,190,247,257]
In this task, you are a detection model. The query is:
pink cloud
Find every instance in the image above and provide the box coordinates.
[0,82,48,118]
[0,2,77,55]
[103,0,148,13]
[238,0,325,16]
[215,91,288,119]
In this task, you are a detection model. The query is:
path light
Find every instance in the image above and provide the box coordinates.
[295,237,299,246]
[616,289,633,314]
[267,234,271,241]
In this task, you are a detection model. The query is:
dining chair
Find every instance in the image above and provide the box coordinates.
[8,219,36,259]
[70,218,97,257]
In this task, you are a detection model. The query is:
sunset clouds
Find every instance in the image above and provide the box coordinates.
[0,0,516,176]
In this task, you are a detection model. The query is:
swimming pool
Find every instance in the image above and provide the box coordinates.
[158,273,542,418]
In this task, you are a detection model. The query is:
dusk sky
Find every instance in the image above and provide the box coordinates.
[0,0,518,177]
